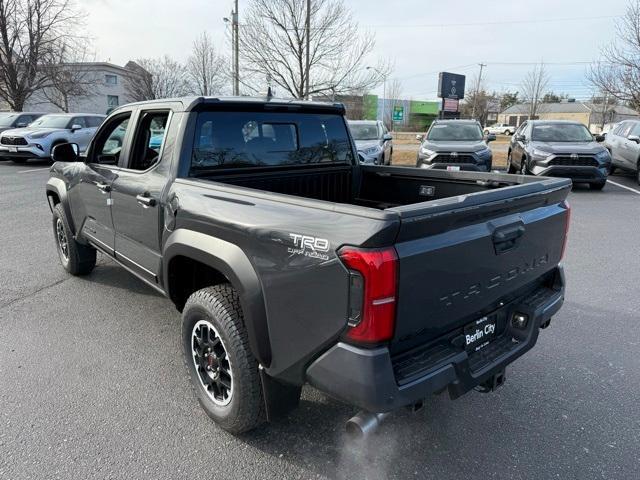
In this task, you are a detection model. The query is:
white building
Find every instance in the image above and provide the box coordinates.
[24,62,137,115]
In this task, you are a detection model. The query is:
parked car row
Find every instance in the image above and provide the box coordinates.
[0,112,105,163]
[603,120,640,184]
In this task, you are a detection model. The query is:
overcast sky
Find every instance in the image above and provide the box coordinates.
[85,0,628,101]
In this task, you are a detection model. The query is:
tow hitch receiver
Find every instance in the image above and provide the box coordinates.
[476,370,506,393]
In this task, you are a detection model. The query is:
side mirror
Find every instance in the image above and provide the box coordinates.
[415,134,424,142]
[383,133,393,141]
[486,133,497,142]
[516,134,526,142]
[628,135,640,144]
[594,134,606,143]
[51,142,80,163]
[71,124,83,132]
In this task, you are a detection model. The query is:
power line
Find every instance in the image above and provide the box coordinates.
[361,14,620,29]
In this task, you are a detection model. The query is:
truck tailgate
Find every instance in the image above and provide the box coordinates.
[389,177,571,349]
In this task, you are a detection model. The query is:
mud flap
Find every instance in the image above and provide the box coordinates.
[259,367,302,422]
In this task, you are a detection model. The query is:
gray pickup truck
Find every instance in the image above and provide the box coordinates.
[46,97,570,436]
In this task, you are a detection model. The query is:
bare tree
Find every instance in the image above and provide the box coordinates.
[125,56,191,101]
[521,62,549,119]
[37,45,99,112]
[186,32,227,96]
[239,0,390,99]
[589,1,640,109]
[0,0,82,111]
[383,79,403,130]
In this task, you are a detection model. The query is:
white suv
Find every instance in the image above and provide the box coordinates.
[484,123,515,136]
[0,113,105,163]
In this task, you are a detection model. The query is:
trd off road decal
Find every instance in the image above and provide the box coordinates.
[288,233,330,260]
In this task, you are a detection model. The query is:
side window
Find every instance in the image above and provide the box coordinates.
[516,122,527,137]
[71,117,87,129]
[90,114,132,165]
[620,122,634,138]
[86,116,104,128]
[18,115,33,125]
[630,122,640,137]
[127,110,170,171]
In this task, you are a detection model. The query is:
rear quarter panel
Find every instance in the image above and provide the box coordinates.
[166,179,399,382]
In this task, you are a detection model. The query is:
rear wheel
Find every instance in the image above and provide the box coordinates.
[52,204,96,275]
[182,285,264,434]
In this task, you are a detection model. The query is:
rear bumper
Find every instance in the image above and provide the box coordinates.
[306,267,565,413]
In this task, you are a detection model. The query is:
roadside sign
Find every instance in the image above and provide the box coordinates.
[392,105,404,121]
[438,72,466,100]
[443,98,459,112]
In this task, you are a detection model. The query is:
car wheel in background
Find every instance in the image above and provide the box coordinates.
[589,181,606,191]
[520,158,529,175]
[484,130,489,135]
[505,130,513,136]
[52,204,96,275]
[387,149,393,165]
[182,285,265,434]
[10,158,27,164]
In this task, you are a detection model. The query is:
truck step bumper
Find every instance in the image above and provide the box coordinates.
[306,267,565,413]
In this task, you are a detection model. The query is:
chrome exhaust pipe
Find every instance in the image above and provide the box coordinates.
[345,411,390,439]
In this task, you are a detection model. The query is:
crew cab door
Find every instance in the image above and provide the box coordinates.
[71,112,134,254]
[110,109,172,284]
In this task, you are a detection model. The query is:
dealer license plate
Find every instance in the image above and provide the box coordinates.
[9,146,18,153]
[464,316,497,352]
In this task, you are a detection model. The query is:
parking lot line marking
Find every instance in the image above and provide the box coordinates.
[17,168,50,174]
[608,180,640,196]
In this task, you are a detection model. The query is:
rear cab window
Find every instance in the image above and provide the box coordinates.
[189,111,354,174]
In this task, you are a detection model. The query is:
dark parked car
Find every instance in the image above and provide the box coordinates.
[416,120,495,171]
[0,111,45,134]
[603,120,640,185]
[348,119,393,165]
[508,120,611,190]
[46,97,570,435]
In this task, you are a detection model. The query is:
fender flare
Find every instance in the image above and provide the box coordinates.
[163,229,272,367]
[45,177,77,234]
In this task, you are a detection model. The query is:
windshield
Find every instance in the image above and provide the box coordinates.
[29,115,71,129]
[349,123,379,140]
[427,123,483,141]
[0,113,18,127]
[532,123,593,142]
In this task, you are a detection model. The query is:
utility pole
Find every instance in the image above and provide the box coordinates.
[233,0,239,96]
[471,63,486,120]
[305,0,310,100]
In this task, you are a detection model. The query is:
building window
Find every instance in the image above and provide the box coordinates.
[107,95,119,108]
[105,74,118,85]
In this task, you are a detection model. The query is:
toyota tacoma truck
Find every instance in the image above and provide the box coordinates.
[45,97,570,435]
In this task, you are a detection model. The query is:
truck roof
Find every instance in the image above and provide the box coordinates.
[117,96,346,115]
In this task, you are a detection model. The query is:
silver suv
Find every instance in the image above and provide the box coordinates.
[604,120,640,184]
[0,113,105,163]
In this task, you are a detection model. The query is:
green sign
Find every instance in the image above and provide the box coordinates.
[392,105,404,122]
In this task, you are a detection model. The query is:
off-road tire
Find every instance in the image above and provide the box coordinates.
[52,204,96,275]
[182,285,264,434]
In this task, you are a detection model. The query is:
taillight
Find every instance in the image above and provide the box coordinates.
[560,200,571,260]
[338,246,398,344]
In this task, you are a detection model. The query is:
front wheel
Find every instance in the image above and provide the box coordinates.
[507,151,517,174]
[504,130,513,136]
[52,204,96,275]
[182,285,264,434]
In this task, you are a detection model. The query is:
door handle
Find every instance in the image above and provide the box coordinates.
[136,193,157,208]
[492,224,525,254]
[96,182,111,193]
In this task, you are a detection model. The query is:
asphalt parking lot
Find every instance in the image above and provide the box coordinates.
[1,160,639,480]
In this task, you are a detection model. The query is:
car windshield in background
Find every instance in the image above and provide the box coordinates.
[532,124,593,142]
[428,123,483,141]
[191,111,354,171]
[0,113,18,127]
[350,124,378,140]
[29,116,71,129]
